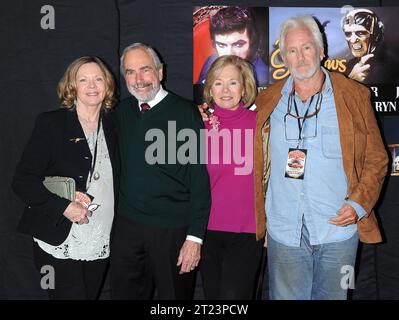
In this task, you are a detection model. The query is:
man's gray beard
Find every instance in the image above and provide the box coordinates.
[129,84,159,102]
[290,62,321,81]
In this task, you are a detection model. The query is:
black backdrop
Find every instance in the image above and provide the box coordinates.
[1,0,398,299]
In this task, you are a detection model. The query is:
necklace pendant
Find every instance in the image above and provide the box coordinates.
[93,171,100,180]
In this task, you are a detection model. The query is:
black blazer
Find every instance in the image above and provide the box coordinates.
[12,108,120,246]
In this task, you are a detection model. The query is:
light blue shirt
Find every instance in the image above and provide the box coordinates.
[266,69,366,247]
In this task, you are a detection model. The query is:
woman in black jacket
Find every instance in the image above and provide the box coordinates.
[12,56,120,299]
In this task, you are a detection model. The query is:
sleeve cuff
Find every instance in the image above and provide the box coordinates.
[346,199,367,220]
[186,235,203,245]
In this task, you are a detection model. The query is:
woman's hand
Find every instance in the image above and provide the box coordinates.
[63,201,89,224]
[198,103,210,121]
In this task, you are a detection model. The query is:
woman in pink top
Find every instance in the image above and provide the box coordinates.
[200,55,264,299]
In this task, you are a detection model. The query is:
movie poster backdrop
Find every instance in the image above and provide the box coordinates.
[193,6,399,175]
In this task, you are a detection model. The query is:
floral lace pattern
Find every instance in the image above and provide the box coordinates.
[45,221,110,260]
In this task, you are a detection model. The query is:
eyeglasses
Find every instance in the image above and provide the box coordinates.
[284,91,323,142]
[284,74,325,143]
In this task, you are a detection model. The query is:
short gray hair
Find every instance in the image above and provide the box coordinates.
[120,43,163,76]
[279,15,324,58]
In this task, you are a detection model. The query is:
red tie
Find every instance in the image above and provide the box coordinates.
[140,103,150,113]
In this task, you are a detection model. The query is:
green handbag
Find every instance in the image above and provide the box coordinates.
[43,176,76,201]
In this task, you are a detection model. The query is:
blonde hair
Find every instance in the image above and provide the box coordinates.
[57,56,117,110]
[203,55,257,108]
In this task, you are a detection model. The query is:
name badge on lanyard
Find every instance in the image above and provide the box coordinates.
[283,74,325,180]
[285,148,307,179]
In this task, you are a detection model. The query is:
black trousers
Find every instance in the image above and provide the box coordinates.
[200,230,263,300]
[109,215,195,300]
[33,242,109,300]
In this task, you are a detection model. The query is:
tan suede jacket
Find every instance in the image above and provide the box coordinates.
[253,71,388,243]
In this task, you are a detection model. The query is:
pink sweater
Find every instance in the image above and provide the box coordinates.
[205,103,256,234]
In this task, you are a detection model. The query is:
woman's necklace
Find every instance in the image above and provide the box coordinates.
[84,114,102,185]
[92,128,101,181]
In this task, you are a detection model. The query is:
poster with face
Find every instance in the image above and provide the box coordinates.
[342,9,381,59]
[193,6,399,115]
[193,6,269,88]
[269,6,399,85]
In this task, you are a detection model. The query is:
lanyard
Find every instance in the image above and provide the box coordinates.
[291,95,314,143]
[287,74,326,148]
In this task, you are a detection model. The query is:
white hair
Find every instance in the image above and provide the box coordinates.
[279,15,324,58]
[120,42,163,76]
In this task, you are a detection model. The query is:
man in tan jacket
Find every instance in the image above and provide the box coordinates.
[253,16,388,300]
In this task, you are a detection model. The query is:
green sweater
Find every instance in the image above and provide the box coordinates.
[117,92,211,239]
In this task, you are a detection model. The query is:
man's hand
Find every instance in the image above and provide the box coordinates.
[177,240,201,274]
[63,201,89,224]
[329,203,359,227]
[348,53,374,82]
[198,103,210,122]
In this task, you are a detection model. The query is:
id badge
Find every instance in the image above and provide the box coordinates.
[285,148,307,179]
